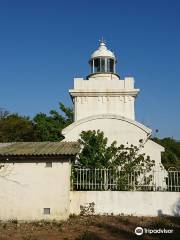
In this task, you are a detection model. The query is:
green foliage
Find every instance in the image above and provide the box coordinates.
[33,112,64,141]
[59,102,73,125]
[77,130,155,172]
[0,114,35,142]
[153,137,180,170]
[77,130,111,168]
[73,130,155,191]
[33,102,73,141]
[0,102,73,142]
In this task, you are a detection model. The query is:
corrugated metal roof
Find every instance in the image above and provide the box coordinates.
[0,141,79,156]
[0,143,14,148]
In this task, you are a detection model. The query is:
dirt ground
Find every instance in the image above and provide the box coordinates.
[0,215,179,240]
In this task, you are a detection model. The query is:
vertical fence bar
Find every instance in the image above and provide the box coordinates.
[77,169,79,190]
[82,168,84,190]
[88,169,90,190]
[167,171,170,191]
[177,172,179,192]
[95,168,96,190]
[92,169,93,190]
[116,169,118,190]
[101,169,102,190]
[170,172,172,192]
[79,168,81,190]
[85,169,87,190]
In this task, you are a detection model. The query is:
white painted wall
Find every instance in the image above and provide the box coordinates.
[70,191,180,217]
[0,161,70,221]
[63,114,151,146]
[70,75,139,121]
[63,114,164,171]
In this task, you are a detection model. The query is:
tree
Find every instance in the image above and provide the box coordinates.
[33,112,64,141]
[77,130,154,172]
[33,102,73,141]
[72,130,155,190]
[153,137,180,170]
[0,103,73,142]
[59,102,73,126]
[0,114,35,142]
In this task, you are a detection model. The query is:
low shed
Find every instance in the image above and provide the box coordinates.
[0,141,79,221]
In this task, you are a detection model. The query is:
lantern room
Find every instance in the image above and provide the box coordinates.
[89,41,117,75]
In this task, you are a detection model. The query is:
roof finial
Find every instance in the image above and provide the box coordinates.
[99,37,106,46]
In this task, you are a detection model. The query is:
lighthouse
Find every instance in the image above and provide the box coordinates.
[69,40,139,121]
[62,41,165,174]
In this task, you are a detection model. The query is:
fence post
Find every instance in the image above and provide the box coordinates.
[105,169,108,190]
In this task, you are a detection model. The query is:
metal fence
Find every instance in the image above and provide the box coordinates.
[71,168,180,192]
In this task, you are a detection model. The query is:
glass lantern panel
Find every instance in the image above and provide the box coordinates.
[110,59,114,72]
[100,58,105,72]
[94,58,100,72]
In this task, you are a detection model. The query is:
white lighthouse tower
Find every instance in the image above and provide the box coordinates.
[70,40,139,121]
[63,41,165,175]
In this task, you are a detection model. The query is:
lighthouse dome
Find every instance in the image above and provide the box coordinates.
[90,41,116,60]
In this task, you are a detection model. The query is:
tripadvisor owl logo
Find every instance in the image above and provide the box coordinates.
[135,226,174,235]
[135,227,143,235]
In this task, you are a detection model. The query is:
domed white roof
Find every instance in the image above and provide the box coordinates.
[91,41,116,59]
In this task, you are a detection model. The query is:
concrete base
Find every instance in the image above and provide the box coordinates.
[70,191,180,217]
